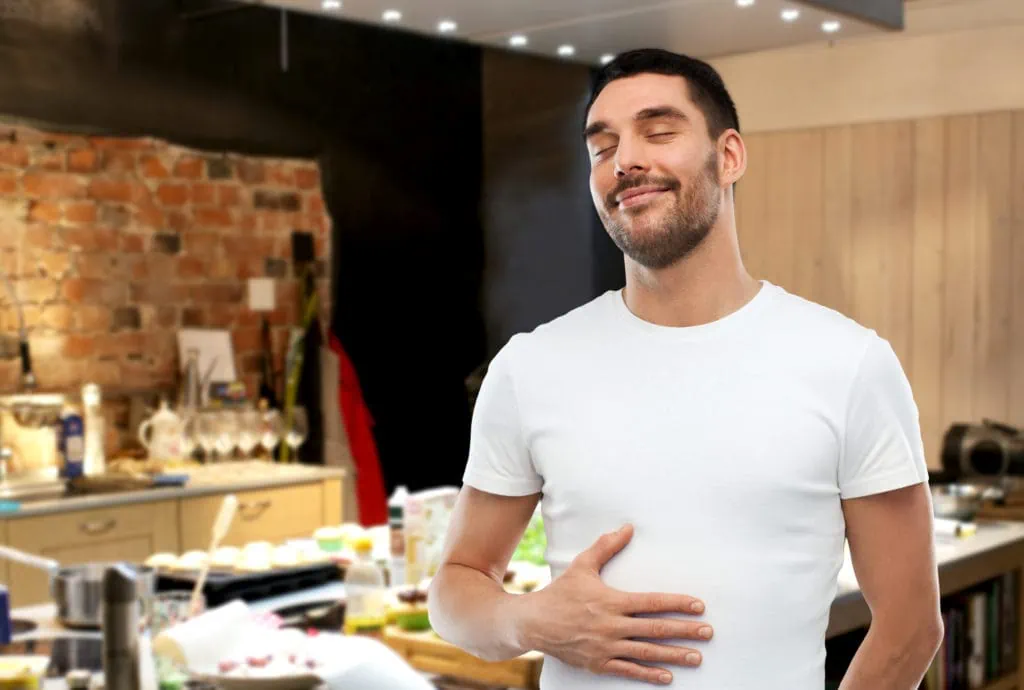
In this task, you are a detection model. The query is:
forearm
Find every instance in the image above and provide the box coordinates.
[428,562,533,662]
[838,617,942,690]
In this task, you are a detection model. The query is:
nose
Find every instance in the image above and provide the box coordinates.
[614,136,650,178]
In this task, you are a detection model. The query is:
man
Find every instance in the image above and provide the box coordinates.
[428,49,942,689]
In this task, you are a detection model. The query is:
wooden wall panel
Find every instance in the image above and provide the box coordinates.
[737,110,1024,468]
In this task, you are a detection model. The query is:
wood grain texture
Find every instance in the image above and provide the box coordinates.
[737,110,1024,468]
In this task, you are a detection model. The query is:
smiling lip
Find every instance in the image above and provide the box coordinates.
[617,186,669,208]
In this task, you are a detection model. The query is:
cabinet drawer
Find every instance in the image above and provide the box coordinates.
[180,484,324,550]
[7,501,178,606]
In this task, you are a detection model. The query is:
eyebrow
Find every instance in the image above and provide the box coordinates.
[584,105,690,140]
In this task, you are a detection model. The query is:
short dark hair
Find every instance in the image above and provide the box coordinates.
[585,49,740,139]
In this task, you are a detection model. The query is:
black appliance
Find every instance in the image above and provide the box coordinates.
[940,419,1024,482]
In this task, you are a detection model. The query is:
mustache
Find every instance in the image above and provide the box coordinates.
[606,175,681,209]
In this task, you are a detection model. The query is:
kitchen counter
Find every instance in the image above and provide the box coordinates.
[0,462,346,518]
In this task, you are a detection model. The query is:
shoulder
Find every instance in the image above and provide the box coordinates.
[762,283,880,363]
[491,291,618,366]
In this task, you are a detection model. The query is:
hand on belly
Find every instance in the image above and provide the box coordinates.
[514,524,714,685]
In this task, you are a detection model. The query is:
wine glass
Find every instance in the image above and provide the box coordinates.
[195,411,219,462]
[260,408,283,460]
[236,408,261,460]
[285,407,308,461]
[214,410,239,460]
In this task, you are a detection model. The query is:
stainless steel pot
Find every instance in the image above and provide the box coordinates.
[931,482,1003,521]
[0,545,155,629]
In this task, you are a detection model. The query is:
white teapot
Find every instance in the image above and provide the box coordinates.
[138,400,185,462]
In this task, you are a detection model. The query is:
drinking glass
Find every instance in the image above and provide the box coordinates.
[195,411,219,462]
[213,410,239,460]
[236,408,261,459]
[260,408,283,459]
[285,406,308,460]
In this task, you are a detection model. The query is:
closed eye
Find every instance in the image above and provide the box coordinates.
[648,132,676,141]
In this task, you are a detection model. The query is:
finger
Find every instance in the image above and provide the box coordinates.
[577,525,634,571]
[621,592,706,616]
[612,641,704,668]
[600,659,675,686]
[621,617,714,642]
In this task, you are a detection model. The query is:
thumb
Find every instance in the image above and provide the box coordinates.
[579,524,634,571]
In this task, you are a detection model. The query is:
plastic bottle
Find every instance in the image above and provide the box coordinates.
[388,486,409,586]
[81,383,105,476]
[58,403,85,480]
[343,535,387,635]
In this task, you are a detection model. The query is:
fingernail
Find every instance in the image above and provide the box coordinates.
[659,672,672,684]
[691,601,705,614]
[686,652,701,665]
[700,626,713,639]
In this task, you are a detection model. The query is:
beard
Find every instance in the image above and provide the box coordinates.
[598,152,722,270]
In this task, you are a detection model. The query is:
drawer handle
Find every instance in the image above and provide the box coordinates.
[238,500,272,521]
[80,518,117,536]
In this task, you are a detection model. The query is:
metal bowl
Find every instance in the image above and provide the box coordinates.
[931,483,995,521]
[52,563,157,629]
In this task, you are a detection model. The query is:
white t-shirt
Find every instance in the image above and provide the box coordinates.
[462,281,929,690]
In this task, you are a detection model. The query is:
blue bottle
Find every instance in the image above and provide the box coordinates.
[59,405,85,480]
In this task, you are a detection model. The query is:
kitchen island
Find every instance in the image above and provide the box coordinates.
[0,461,345,606]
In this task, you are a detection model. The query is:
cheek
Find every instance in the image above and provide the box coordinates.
[590,166,613,206]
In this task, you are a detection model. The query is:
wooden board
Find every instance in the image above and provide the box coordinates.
[384,627,543,690]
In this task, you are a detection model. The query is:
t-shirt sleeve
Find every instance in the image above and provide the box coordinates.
[838,335,929,500]
[462,337,543,496]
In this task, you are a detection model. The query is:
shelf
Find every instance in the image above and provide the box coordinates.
[983,674,1018,690]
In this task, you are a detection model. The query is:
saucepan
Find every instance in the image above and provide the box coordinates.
[0,545,156,629]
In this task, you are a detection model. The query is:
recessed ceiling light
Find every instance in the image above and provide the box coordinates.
[557,44,575,57]
[382,9,402,22]
[321,0,341,9]
[509,34,528,48]
[781,8,800,22]
[600,54,615,65]
[822,19,841,33]
[736,0,755,7]
[438,19,457,33]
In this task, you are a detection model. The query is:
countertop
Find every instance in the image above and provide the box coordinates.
[0,462,345,518]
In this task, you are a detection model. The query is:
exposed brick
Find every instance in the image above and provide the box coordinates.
[100,204,132,228]
[307,193,325,214]
[75,305,111,332]
[112,306,141,331]
[191,182,215,205]
[130,282,190,304]
[38,359,83,389]
[19,278,59,303]
[314,259,327,278]
[38,304,72,331]
[156,183,189,206]
[25,173,86,199]
[152,233,181,254]
[132,254,175,282]
[156,306,178,328]
[34,150,65,172]
[63,334,95,359]
[88,179,148,204]
[88,136,151,150]
[134,204,164,228]
[236,258,260,280]
[37,251,72,278]
[101,150,136,175]
[237,160,264,184]
[224,235,274,258]
[218,185,242,208]
[167,211,190,232]
[173,156,204,179]
[240,352,263,374]
[233,327,261,353]
[207,158,232,180]
[76,254,116,280]
[266,164,295,186]
[0,171,18,195]
[24,225,55,250]
[236,310,261,328]
[63,278,122,304]
[95,332,146,358]
[181,307,204,327]
[64,227,118,252]
[177,255,206,278]
[264,257,287,278]
[65,201,97,224]
[183,231,219,255]
[67,149,99,173]
[28,201,62,223]
[294,167,320,190]
[0,144,30,167]
[194,207,233,228]
[206,304,236,328]
[190,283,243,304]
[120,233,146,253]
[139,155,169,179]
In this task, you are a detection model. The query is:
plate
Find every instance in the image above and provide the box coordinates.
[195,672,322,690]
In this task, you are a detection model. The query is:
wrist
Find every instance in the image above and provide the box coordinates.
[502,589,544,657]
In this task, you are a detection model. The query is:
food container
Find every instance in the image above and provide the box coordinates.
[403,487,458,586]
[930,483,999,521]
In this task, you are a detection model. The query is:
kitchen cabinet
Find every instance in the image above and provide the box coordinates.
[7,500,178,606]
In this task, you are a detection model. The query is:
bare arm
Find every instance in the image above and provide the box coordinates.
[428,486,713,685]
[427,486,540,661]
[838,483,943,690]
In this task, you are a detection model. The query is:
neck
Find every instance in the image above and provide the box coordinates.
[622,209,760,328]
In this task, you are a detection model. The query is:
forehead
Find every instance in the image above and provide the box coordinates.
[587,73,699,127]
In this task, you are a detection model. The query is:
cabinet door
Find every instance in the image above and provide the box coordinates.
[180,484,324,551]
[7,500,178,606]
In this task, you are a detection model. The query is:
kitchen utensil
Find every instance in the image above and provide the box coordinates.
[190,494,238,615]
[138,401,185,463]
[0,545,156,629]
[103,563,143,690]
[931,483,1001,521]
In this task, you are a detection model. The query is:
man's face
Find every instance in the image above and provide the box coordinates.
[585,74,724,270]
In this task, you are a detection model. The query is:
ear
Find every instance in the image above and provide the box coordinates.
[718,129,747,188]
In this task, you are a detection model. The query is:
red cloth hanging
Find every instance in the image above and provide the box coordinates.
[329,333,388,526]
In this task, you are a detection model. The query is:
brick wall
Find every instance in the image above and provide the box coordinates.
[0,122,331,448]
